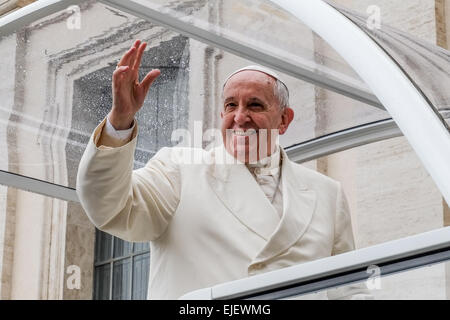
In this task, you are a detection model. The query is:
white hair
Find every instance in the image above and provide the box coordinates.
[273,78,289,109]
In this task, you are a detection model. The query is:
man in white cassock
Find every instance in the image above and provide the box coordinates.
[76,40,364,300]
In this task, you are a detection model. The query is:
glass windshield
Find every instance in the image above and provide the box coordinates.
[327,0,450,126]
[1,0,450,302]
[0,0,391,188]
[128,0,372,97]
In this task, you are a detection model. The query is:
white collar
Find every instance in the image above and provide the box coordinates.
[246,146,281,176]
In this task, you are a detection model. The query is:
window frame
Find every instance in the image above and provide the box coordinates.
[93,231,150,300]
[0,0,382,109]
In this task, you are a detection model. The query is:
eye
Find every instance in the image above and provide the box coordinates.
[225,103,237,110]
[249,102,263,110]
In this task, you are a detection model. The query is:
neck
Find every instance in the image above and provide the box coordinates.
[247,146,281,168]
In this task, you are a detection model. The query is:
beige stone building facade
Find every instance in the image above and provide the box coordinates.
[0,0,449,299]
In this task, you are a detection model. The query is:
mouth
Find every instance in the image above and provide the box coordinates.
[232,129,257,137]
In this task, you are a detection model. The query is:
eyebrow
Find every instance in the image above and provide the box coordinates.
[224,97,235,103]
[248,97,265,103]
[223,97,265,103]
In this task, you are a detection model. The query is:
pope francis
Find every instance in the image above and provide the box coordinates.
[76,40,358,299]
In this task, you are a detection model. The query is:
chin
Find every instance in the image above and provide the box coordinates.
[231,144,259,163]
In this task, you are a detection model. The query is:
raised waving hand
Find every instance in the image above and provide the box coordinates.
[108,40,161,130]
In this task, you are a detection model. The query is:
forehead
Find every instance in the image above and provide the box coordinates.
[223,70,276,97]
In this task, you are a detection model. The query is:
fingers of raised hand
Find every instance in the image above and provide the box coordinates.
[118,47,134,68]
[132,41,147,72]
[112,66,131,91]
[113,65,129,75]
[117,40,140,67]
[140,69,161,93]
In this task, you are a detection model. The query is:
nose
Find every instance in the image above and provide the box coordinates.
[234,106,250,125]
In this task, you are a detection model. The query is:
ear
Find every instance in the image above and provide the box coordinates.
[220,111,224,119]
[279,107,294,135]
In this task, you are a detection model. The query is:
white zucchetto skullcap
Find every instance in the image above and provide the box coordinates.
[223,65,289,96]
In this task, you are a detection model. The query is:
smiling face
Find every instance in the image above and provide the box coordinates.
[221,70,294,163]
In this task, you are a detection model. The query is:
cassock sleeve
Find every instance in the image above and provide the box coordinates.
[76,118,181,242]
